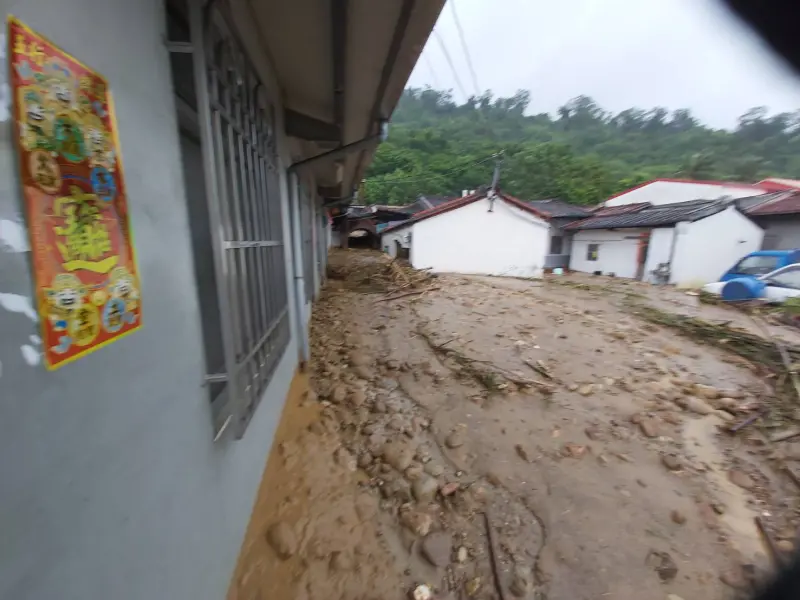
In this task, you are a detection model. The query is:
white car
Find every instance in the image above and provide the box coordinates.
[702,263,800,303]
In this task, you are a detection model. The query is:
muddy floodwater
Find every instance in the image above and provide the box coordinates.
[228,250,800,600]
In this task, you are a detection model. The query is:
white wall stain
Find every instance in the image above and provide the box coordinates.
[0,292,38,322]
[20,344,41,366]
[0,219,30,253]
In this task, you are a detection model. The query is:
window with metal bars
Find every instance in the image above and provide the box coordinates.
[170,3,290,439]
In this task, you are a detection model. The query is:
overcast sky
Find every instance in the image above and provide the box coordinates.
[409,0,800,129]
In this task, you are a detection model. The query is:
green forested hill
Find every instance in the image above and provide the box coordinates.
[364,88,800,206]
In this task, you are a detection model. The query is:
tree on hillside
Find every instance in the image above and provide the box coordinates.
[364,86,800,206]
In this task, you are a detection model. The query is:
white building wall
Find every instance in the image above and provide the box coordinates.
[571,229,645,279]
[381,226,412,258]
[606,181,767,207]
[670,207,764,286]
[642,227,676,283]
[409,197,550,277]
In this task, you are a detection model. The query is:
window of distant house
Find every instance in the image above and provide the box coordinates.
[587,243,599,261]
[550,235,563,255]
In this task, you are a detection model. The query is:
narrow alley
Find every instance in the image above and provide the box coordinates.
[228,250,800,600]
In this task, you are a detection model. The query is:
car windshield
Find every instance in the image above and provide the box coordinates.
[763,266,800,290]
[731,255,780,276]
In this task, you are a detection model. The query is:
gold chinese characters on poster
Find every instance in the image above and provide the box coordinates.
[8,16,141,370]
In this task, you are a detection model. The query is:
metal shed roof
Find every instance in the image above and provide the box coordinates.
[565,199,730,230]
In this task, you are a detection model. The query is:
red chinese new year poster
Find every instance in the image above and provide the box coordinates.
[8,16,142,370]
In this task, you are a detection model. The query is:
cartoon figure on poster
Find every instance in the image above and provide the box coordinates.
[84,113,115,171]
[102,266,139,332]
[17,86,54,151]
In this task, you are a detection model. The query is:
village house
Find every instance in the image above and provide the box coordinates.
[738,190,800,250]
[380,191,590,277]
[566,199,764,286]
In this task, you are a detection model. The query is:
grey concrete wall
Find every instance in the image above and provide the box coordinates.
[0,1,299,599]
[754,215,800,250]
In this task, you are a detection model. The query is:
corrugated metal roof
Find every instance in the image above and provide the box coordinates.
[524,199,592,218]
[566,199,729,230]
[747,190,800,215]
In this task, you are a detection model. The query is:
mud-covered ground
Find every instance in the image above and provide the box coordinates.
[229,250,800,600]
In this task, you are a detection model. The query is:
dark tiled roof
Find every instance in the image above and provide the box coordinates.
[524,199,592,218]
[565,199,729,230]
[745,191,800,216]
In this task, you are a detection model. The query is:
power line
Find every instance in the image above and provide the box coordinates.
[433,29,469,101]
[449,0,480,96]
[424,53,440,88]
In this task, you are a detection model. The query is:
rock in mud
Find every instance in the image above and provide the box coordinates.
[421,532,451,567]
[510,566,534,597]
[457,546,469,563]
[640,418,662,438]
[383,441,415,471]
[562,443,587,458]
[400,509,434,536]
[405,463,424,481]
[331,384,347,404]
[329,550,354,572]
[667,595,685,600]
[682,396,714,415]
[719,568,749,590]
[382,476,412,503]
[692,383,721,400]
[379,378,399,391]
[350,351,370,367]
[646,550,678,582]
[334,447,357,471]
[440,481,460,497]
[465,577,482,596]
[355,493,378,520]
[349,389,367,407]
[728,469,756,490]
[670,510,687,525]
[446,427,468,449]
[424,462,444,477]
[354,365,374,380]
[358,452,374,469]
[567,383,579,392]
[661,454,682,471]
[584,425,605,441]
[372,397,388,413]
[661,411,683,426]
[305,389,318,404]
[266,522,297,559]
[412,475,439,502]
[578,384,594,396]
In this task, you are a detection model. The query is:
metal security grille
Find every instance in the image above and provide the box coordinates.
[191,5,290,437]
[300,184,314,301]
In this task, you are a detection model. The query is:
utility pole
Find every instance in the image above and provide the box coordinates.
[488,150,504,211]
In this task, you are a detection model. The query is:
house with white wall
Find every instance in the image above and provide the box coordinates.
[604,178,769,208]
[566,199,764,286]
[380,192,590,277]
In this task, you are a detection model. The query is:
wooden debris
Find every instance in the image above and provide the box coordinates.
[482,510,508,600]
[769,428,800,443]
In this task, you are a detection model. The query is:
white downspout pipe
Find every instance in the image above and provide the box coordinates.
[289,172,310,365]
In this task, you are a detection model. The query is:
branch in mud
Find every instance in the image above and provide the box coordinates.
[629,303,800,421]
[415,325,556,394]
